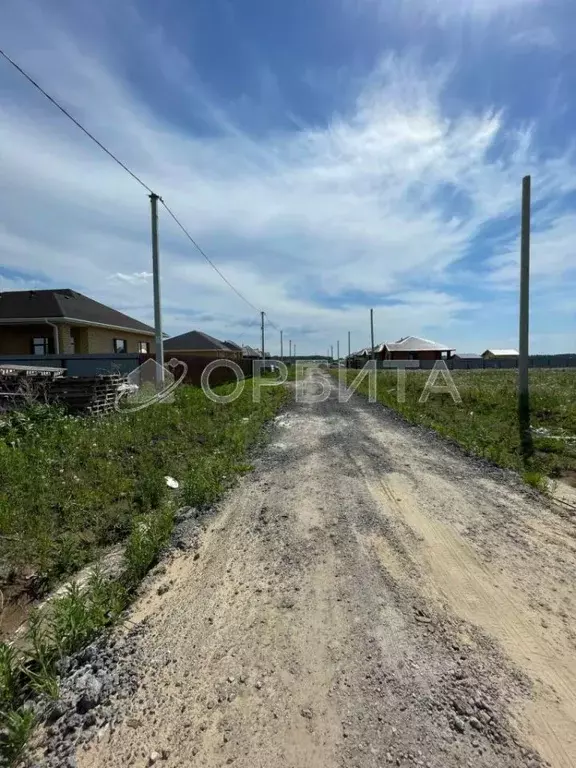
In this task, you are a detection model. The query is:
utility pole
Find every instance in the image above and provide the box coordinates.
[261,311,265,363]
[348,331,351,359]
[370,308,375,360]
[519,175,532,458]
[280,330,284,361]
[331,345,334,361]
[337,340,340,362]
[149,193,164,385]
[293,343,296,364]
[289,339,292,362]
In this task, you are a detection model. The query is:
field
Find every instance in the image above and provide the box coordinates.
[0,378,289,594]
[334,368,576,485]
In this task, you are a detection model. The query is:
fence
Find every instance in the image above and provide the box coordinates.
[347,355,576,371]
[139,353,255,387]
[0,353,141,376]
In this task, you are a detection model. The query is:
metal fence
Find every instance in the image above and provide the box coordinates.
[347,355,576,371]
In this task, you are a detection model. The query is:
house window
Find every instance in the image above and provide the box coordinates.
[138,341,150,354]
[32,337,50,355]
[113,338,127,353]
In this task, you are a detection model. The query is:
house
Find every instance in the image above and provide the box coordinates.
[242,346,261,359]
[378,336,454,361]
[221,340,243,360]
[482,348,519,359]
[164,330,236,358]
[0,289,156,355]
[453,353,482,360]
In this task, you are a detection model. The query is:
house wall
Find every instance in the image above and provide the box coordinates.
[164,348,238,359]
[0,324,154,355]
[85,327,155,354]
[0,324,57,354]
[388,350,443,361]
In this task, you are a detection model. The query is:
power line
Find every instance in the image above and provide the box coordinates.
[0,48,154,195]
[160,200,261,315]
[0,47,280,325]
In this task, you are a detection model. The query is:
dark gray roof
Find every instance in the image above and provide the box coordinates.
[164,330,229,351]
[222,340,242,351]
[0,289,155,334]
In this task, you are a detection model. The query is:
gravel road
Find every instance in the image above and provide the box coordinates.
[58,369,576,768]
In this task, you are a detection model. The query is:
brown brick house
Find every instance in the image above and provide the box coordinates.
[164,330,242,359]
[0,289,156,355]
[376,336,455,361]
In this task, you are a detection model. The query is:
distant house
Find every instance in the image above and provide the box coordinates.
[221,340,243,360]
[164,330,237,358]
[378,336,454,361]
[453,353,482,360]
[0,288,155,355]
[242,346,261,359]
[482,349,519,359]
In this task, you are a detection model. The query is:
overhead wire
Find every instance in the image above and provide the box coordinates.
[0,47,285,332]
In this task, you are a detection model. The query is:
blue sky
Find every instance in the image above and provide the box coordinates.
[0,0,575,354]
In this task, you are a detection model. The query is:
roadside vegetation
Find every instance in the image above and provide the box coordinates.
[0,378,288,591]
[335,368,576,486]
[0,377,288,764]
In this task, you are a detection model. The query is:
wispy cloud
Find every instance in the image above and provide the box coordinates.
[0,0,574,353]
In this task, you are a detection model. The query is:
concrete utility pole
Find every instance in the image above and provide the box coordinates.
[280,330,284,361]
[330,345,334,361]
[337,340,340,362]
[348,331,351,359]
[261,311,265,362]
[149,193,164,385]
[293,343,296,363]
[289,339,292,362]
[519,175,532,458]
[370,308,375,360]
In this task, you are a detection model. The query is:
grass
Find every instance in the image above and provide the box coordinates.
[0,378,288,589]
[334,368,576,482]
[0,376,289,765]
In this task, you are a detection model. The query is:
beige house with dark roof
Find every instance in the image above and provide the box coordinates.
[0,289,156,355]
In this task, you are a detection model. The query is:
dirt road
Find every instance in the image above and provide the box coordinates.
[76,369,576,768]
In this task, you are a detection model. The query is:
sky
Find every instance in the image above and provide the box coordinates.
[0,0,575,355]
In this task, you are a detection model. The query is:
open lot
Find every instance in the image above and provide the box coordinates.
[335,368,576,486]
[0,379,288,610]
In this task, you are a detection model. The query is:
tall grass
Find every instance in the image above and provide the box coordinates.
[335,368,576,480]
[0,379,288,589]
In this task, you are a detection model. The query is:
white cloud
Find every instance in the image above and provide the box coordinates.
[110,272,153,284]
[0,1,574,353]
[510,27,558,48]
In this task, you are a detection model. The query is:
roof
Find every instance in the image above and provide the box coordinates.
[242,345,260,357]
[222,340,242,351]
[0,289,155,334]
[483,348,519,356]
[164,330,230,351]
[454,353,482,359]
[382,336,454,353]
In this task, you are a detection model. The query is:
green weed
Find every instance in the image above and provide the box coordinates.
[336,368,576,482]
[0,706,35,765]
